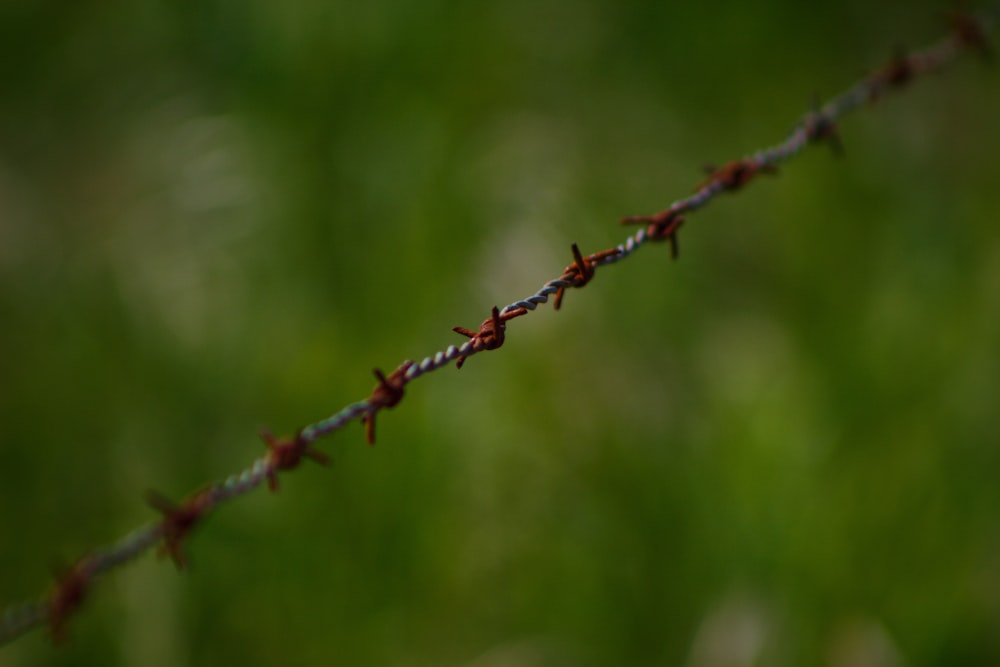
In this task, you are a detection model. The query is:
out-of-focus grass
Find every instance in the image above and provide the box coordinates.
[1,1,998,665]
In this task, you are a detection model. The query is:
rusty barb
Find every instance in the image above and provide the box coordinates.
[553,243,622,310]
[260,429,330,489]
[453,305,527,369]
[621,209,686,259]
[948,8,993,60]
[696,159,779,193]
[0,9,993,648]
[803,100,843,155]
[146,489,215,570]
[867,47,915,102]
[46,559,95,644]
[361,361,414,444]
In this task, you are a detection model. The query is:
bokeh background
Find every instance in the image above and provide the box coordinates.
[1,1,998,665]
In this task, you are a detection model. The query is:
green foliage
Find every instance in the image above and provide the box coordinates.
[1,1,998,665]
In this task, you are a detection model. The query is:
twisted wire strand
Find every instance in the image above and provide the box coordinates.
[0,11,992,647]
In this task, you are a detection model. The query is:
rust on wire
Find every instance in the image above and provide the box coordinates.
[453,305,527,369]
[0,10,993,647]
[260,430,330,489]
[803,102,843,155]
[361,361,413,445]
[948,9,993,60]
[146,489,215,570]
[867,49,915,102]
[696,158,778,192]
[553,243,621,310]
[46,559,94,644]
[622,209,686,259]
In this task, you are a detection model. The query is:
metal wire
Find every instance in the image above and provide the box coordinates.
[0,11,992,647]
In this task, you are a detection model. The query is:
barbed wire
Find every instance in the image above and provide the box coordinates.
[1,9,993,648]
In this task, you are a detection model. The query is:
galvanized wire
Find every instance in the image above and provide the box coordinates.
[0,11,992,647]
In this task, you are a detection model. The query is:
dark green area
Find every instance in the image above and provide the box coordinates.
[2,1,998,665]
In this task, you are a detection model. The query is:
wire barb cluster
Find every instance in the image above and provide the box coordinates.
[0,10,993,647]
[260,429,331,490]
[452,305,528,369]
[146,490,214,570]
[361,362,413,443]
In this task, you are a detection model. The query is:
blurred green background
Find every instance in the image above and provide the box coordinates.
[1,1,998,665]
